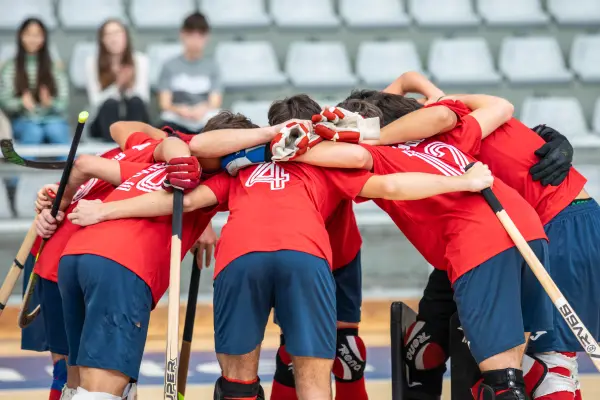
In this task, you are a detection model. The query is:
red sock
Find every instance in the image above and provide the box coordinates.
[270,381,297,400]
[49,388,61,400]
[335,376,368,400]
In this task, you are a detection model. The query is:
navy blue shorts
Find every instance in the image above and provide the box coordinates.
[333,251,362,324]
[38,278,68,355]
[58,254,152,380]
[214,250,336,359]
[453,240,553,364]
[528,199,600,353]
[20,253,48,353]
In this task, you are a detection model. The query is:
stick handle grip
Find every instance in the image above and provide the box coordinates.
[465,162,503,213]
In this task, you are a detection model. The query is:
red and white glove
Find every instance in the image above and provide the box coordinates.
[312,107,380,143]
[162,156,201,193]
[270,121,322,161]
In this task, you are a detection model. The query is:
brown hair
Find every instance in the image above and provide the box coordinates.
[202,111,258,132]
[96,19,134,90]
[348,92,422,127]
[14,18,56,99]
[336,99,383,125]
[268,94,322,125]
[181,12,210,33]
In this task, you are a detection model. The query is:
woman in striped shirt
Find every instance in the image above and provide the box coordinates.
[0,18,70,145]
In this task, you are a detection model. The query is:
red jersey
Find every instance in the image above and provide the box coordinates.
[361,113,547,283]
[326,201,362,270]
[202,163,373,277]
[35,133,159,282]
[62,163,219,305]
[432,100,588,225]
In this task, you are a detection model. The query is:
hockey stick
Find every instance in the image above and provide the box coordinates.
[1,139,67,169]
[18,111,88,328]
[177,251,201,400]
[466,163,600,371]
[0,220,37,316]
[165,189,184,400]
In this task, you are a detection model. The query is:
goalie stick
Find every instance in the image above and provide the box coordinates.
[1,139,68,170]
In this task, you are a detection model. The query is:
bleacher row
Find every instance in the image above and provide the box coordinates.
[0,0,599,30]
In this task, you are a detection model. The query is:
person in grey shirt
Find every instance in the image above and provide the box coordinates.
[157,12,222,134]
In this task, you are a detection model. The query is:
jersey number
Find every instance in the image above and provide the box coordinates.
[245,163,290,191]
[396,140,470,177]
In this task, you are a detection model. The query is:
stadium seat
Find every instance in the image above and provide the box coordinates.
[59,0,127,29]
[574,164,600,198]
[0,0,57,30]
[0,182,12,219]
[477,0,549,26]
[271,0,340,28]
[15,173,62,218]
[520,97,600,147]
[215,42,286,89]
[286,42,357,88]
[130,0,196,29]
[0,44,62,67]
[340,0,410,28]
[146,43,183,88]
[231,100,272,127]
[548,0,600,25]
[69,42,97,89]
[356,41,424,87]
[499,37,573,84]
[571,34,600,83]
[593,98,600,134]
[200,0,270,28]
[428,37,500,85]
[408,0,479,27]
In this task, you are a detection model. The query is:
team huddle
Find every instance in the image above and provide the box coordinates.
[21,71,600,400]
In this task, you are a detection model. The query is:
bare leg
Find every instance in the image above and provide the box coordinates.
[79,366,130,396]
[479,343,526,372]
[217,345,261,381]
[292,356,333,400]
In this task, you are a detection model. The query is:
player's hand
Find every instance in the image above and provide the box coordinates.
[35,183,58,214]
[271,119,313,136]
[312,106,380,142]
[462,162,493,192]
[191,223,218,268]
[35,209,64,238]
[270,120,321,161]
[163,157,201,193]
[529,124,574,186]
[68,199,105,226]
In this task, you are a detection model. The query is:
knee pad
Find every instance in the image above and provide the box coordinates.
[472,369,527,400]
[274,335,295,388]
[332,328,366,383]
[405,320,447,371]
[214,376,264,400]
[524,352,578,399]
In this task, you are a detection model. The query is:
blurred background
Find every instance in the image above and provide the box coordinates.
[0,0,599,303]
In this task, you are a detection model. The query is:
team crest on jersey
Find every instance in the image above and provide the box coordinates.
[245,163,290,190]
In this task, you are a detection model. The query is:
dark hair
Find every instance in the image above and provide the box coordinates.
[14,18,56,98]
[181,12,210,33]
[344,89,380,101]
[268,94,322,125]
[202,111,258,132]
[336,99,383,125]
[97,19,135,90]
[361,92,423,127]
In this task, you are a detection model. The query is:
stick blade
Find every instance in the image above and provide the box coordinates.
[1,139,67,170]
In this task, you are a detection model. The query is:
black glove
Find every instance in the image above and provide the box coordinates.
[529,124,574,186]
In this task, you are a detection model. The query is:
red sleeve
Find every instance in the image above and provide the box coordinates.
[119,161,152,183]
[124,132,155,150]
[201,171,231,205]
[425,100,482,155]
[326,168,374,200]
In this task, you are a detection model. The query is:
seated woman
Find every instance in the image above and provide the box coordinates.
[86,19,149,141]
[0,18,70,145]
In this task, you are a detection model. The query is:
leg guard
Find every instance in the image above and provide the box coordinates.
[214,376,264,400]
[450,312,481,400]
[271,335,297,400]
[333,328,368,400]
[472,369,527,400]
[51,358,68,400]
[524,352,578,400]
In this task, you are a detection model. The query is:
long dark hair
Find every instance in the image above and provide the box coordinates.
[97,19,134,90]
[14,18,56,99]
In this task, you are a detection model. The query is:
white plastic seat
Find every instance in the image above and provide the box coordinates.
[286,42,357,88]
[231,100,272,127]
[548,0,600,25]
[15,173,62,218]
[215,42,286,89]
[271,0,340,28]
[356,41,424,87]
[340,0,410,28]
[575,165,600,198]
[499,37,573,84]
[130,0,195,29]
[570,34,600,83]
[69,42,97,89]
[477,0,549,26]
[0,0,57,30]
[0,182,12,219]
[520,97,600,147]
[200,0,270,28]
[59,0,127,29]
[593,98,600,134]
[428,37,500,85]
[408,0,479,27]
[146,43,184,88]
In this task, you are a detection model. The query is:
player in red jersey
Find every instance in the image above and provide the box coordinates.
[66,116,494,400]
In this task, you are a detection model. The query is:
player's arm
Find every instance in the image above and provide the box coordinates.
[358,162,493,200]
[153,136,192,163]
[384,71,445,101]
[189,125,279,158]
[377,106,458,145]
[294,141,374,170]
[110,121,167,150]
[442,94,514,138]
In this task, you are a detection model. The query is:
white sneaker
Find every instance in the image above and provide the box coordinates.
[60,386,77,400]
[122,383,137,400]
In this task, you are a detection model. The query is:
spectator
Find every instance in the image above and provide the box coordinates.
[157,12,222,134]
[86,19,149,142]
[0,18,70,145]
